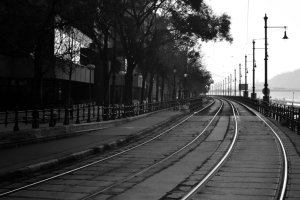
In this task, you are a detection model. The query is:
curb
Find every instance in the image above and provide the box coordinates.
[0,111,187,181]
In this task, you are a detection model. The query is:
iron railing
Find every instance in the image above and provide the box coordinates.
[0,98,206,131]
[226,96,300,134]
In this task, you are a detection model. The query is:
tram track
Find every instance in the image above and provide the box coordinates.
[84,99,236,199]
[178,98,288,200]
[0,99,221,199]
[1,98,288,200]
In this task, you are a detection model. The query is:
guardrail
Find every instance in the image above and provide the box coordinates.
[0,98,205,132]
[226,96,300,134]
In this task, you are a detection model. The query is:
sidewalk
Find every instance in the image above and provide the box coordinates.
[0,109,186,180]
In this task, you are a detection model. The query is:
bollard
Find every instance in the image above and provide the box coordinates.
[13,107,19,131]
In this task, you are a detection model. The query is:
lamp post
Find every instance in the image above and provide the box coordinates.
[234,69,237,96]
[263,14,288,103]
[222,80,224,95]
[239,64,242,96]
[172,65,177,100]
[228,75,230,96]
[224,77,227,96]
[251,40,257,99]
[244,55,248,97]
[87,64,95,103]
[230,74,232,96]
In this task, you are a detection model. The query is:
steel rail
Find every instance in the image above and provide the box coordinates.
[239,102,288,200]
[0,100,216,197]
[80,100,225,200]
[181,99,238,200]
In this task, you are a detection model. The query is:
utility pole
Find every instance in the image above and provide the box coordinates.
[263,14,269,102]
[222,80,224,95]
[230,74,232,96]
[251,40,257,99]
[239,64,241,96]
[225,78,227,96]
[244,55,248,97]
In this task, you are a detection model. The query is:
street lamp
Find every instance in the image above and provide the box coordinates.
[247,38,264,99]
[87,64,95,102]
[239,64,242,96]
[228,75,230,96]
[263,14,288,103]
[244,55,249,97]
[252,40,256,99]
[172,65,177,100]
[234,69,237,96]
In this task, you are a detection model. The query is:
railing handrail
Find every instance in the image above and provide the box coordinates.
[0,98,206,131]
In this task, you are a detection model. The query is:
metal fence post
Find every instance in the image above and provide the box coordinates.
[87,103,91,123]
[24,110,28,124]
[13,107,19,131]
[57,108,61,122]
[298,108,300,134]
[96,105,100,122]
[5,110,8,127]
[292,107,295,131]
[32,108,39,129]
[76,105,80,124]
[70,106,74,121]
[82,106,85,120]
[49,108,54,127]
[63,106,69,125]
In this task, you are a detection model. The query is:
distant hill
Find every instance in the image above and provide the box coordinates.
[269,69,300,89]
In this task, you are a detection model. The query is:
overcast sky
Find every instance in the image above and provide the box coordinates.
[201,0,299,85]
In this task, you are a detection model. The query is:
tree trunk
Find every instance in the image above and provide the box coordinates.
[124,58,134,105]
[155,74,159,102]
[111,73,116,105]
[67,64,73,107]
[102,31,110,106]
[148,73,154,103]
[33,44,43,107]
[140,72,147,103]
[160,77,165,101]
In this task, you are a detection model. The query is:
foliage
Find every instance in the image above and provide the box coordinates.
[1,0,232,106]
